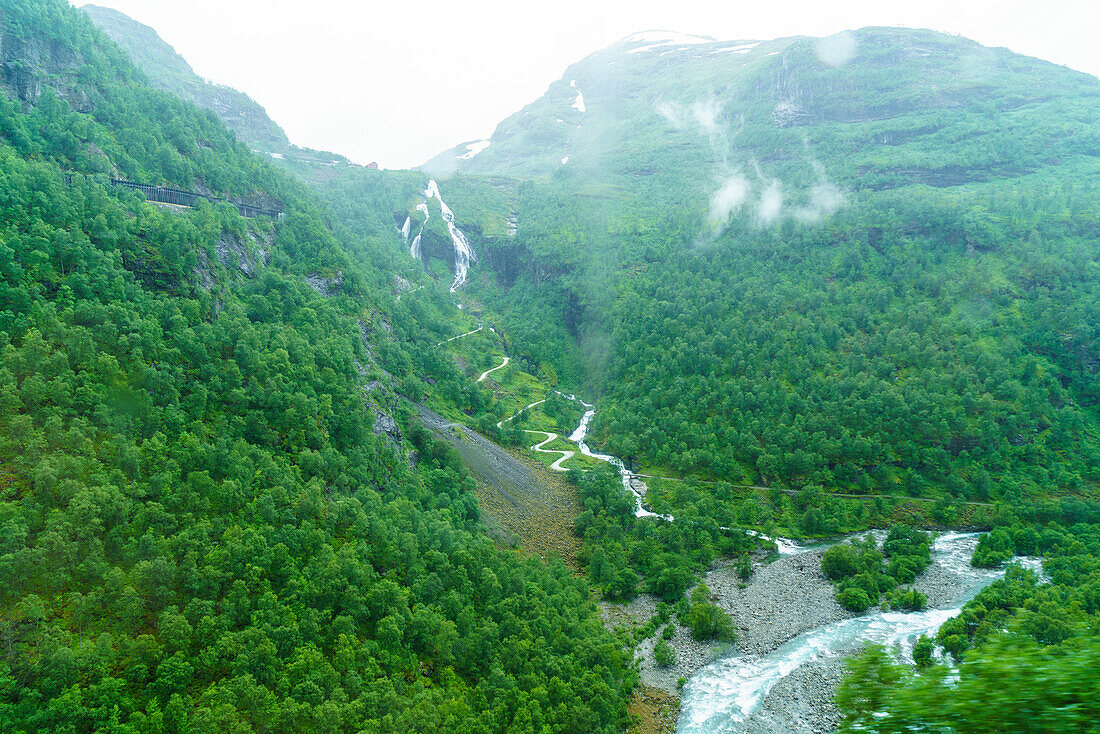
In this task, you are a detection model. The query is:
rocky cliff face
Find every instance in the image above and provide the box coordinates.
[81,4,289,152]
[0,20,93,111]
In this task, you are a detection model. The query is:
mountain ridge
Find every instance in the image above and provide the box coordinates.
[424,25,1100,189]
[81,3,291,153]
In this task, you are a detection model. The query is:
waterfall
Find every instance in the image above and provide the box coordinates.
[565,401,673,521]
[424,179,476,291]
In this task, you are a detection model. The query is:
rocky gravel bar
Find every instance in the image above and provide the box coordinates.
[611,531,982,733]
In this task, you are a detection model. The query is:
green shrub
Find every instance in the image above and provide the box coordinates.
[654,640,676,668]
[838,586,872,612]
[684,584,737,641]
[913,635,934,669]
[889,587,927,611]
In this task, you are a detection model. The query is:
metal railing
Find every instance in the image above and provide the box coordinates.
[109,179,284,220]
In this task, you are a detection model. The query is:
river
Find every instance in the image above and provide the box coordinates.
[464,345,1012,734]
[677,532,1041,733]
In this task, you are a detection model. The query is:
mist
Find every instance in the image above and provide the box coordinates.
[77,0,1100,168]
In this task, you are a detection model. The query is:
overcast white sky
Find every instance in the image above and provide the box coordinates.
[77,0,1100,169]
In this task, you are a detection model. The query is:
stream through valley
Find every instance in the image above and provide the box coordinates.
[452,321,1018,734]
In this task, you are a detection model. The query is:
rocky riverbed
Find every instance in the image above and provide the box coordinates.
[740,655,848,734]
[604,531,988,733]
[614,547,849,697]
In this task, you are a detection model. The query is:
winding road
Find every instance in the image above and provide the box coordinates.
[525,430,575,472]
[496,399,547,428]
[436,325,483,346]
[478,356,510,382]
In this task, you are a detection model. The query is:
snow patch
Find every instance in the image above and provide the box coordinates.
[627,42,699,55]
[572,89,586,112]
[458,139,490,160]
[711,42,759,55]
[622,30,714,46]
[561,155,570,165]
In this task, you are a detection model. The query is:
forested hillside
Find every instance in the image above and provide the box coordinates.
[430,28,1100,513]
[5,3,1100,731]
[420,31,1100,727]
[0,1,633,731]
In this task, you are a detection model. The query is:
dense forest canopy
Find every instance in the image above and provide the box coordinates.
[0,1,635,732]
[3,2,1100,732]
[423,27,1100,508]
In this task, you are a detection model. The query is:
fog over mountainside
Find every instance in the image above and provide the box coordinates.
[2,4,1099,733]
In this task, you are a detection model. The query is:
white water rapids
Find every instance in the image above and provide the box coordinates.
[567,404,672,520]
[677,533,1042,733]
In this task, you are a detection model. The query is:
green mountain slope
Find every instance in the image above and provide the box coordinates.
[81,3,290,153]
[431,28,1100,187]
[0,2,633,732]
[421,28,1100,518]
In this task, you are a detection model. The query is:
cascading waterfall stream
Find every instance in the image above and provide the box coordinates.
[411,203,429,260]
[424,179,476,291]
[567,404,672,520]
[676,533,1043,733]
[398,181,476,291]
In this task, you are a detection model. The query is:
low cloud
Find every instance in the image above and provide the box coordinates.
[793,181,845,223]
[815,31,857,67]
[756,180,784,225]
[658,96,724,136]
[709,174,751,223]
[690,98,723,136]
[657,101,688,129]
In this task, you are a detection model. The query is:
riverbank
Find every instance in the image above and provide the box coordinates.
[675,532,1000,733]
[603,531,989,733]
[612,547,848,698]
